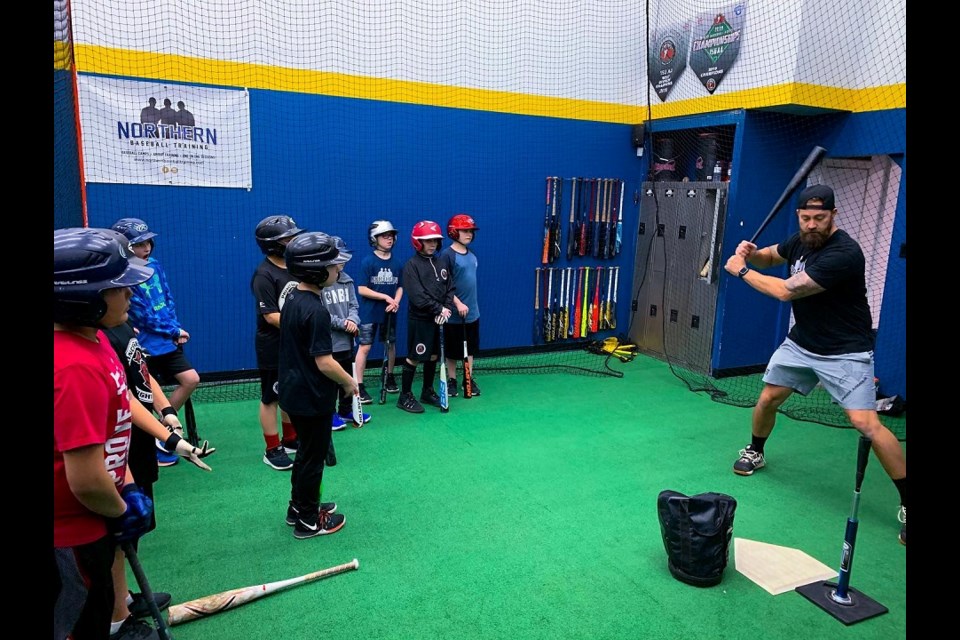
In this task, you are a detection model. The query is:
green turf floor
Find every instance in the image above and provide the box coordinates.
[137,353,907,639]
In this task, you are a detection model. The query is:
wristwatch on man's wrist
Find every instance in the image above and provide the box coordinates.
[737,265,750,278]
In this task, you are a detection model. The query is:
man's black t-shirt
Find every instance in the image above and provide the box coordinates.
[778,228,875,355]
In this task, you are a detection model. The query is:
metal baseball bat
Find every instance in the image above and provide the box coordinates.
[462,315,473,399]
[831,436,871,604]
[166,559,360,626]
[749,146,827,244]
[351,362,364,426]
[437,323,449,412]
[379,312,393,404]
[122,542,174,639]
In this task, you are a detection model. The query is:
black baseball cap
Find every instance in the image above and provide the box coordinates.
[796,184,835,210]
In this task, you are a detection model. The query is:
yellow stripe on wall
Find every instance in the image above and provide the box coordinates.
[74,45,905,123]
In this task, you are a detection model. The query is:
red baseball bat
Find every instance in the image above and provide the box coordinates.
[590,266,601,333]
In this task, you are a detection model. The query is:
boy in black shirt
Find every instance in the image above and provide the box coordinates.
[279,232,356,539]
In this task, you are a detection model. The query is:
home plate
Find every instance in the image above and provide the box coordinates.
[734,538,837,595]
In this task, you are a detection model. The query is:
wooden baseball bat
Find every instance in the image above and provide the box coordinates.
[166,559,360,626]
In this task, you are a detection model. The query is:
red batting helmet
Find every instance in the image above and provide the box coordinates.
[446,213,478,241]
[411,220,443,252]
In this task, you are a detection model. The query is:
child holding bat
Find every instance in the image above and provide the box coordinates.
[355,220,403,402]
[279,232,355,538]
[104,319,216,638]
[442,214,482,398]
[319,236,371,427]
[111,217,201,466]
[54,228,155,639]
[397,221,456,413]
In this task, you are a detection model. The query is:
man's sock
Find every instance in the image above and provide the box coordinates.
[265,433,281,450]
[281,421,297,442]
[751,435,768,453]
[893,477,906,507]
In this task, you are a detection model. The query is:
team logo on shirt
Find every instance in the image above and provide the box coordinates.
[124,337,153,404]
[278,280,298,310]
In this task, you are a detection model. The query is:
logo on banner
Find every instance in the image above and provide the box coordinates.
[648,24,691,102]
[117,97,218,149]
[689,5,746,95]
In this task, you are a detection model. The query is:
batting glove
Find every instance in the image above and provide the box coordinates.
[160,409,184,438]
[164,432,216,472]
[108,484,154,543]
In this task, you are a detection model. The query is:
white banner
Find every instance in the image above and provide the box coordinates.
[77,76,252,188]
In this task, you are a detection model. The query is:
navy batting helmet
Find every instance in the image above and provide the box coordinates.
[285,232,340,285]
[54,228,154,327]
[111,217,158,246]
[329,236,353,265]
[255,215,304,256]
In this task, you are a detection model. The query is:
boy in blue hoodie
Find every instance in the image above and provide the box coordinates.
[112,218,200,463]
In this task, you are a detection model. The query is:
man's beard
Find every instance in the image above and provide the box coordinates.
[800,229,829,250]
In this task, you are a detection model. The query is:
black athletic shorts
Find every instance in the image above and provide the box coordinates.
[406,316,440,363]
[443,319,480,357]
[147,345,195,384]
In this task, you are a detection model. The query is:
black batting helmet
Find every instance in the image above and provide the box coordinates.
[256,215,304,256]
[285,232,340,285]
[54,228,154,327]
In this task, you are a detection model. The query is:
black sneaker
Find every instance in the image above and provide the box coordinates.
[385,374,400,394]
[358,383,373,404]
[420,388,443,408]
[110,615,158,640]
[447,378,459,397]
[898,506,906,545]
[263,445,293,470]
[397,391,424,413]
[464,377,480,396]
[294,510,346,539]
[128,590,171,618]
[282,439,299,455]
[286,502,337,526]
[733,445,765,476]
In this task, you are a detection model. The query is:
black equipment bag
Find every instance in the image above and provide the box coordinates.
[657,490,737,587]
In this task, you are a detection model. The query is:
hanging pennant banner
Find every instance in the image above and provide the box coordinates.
[648,23,691,103]
[77,76,252,189]
[688,3,747,95]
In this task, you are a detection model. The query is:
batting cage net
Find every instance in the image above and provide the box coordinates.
[53,1,905,440]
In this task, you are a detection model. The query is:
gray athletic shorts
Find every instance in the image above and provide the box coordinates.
[763,338,876,410]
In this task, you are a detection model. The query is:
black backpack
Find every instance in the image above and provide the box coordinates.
[657,490,737,587]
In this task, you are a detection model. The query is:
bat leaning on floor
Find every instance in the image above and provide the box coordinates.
[166,559,360,626]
